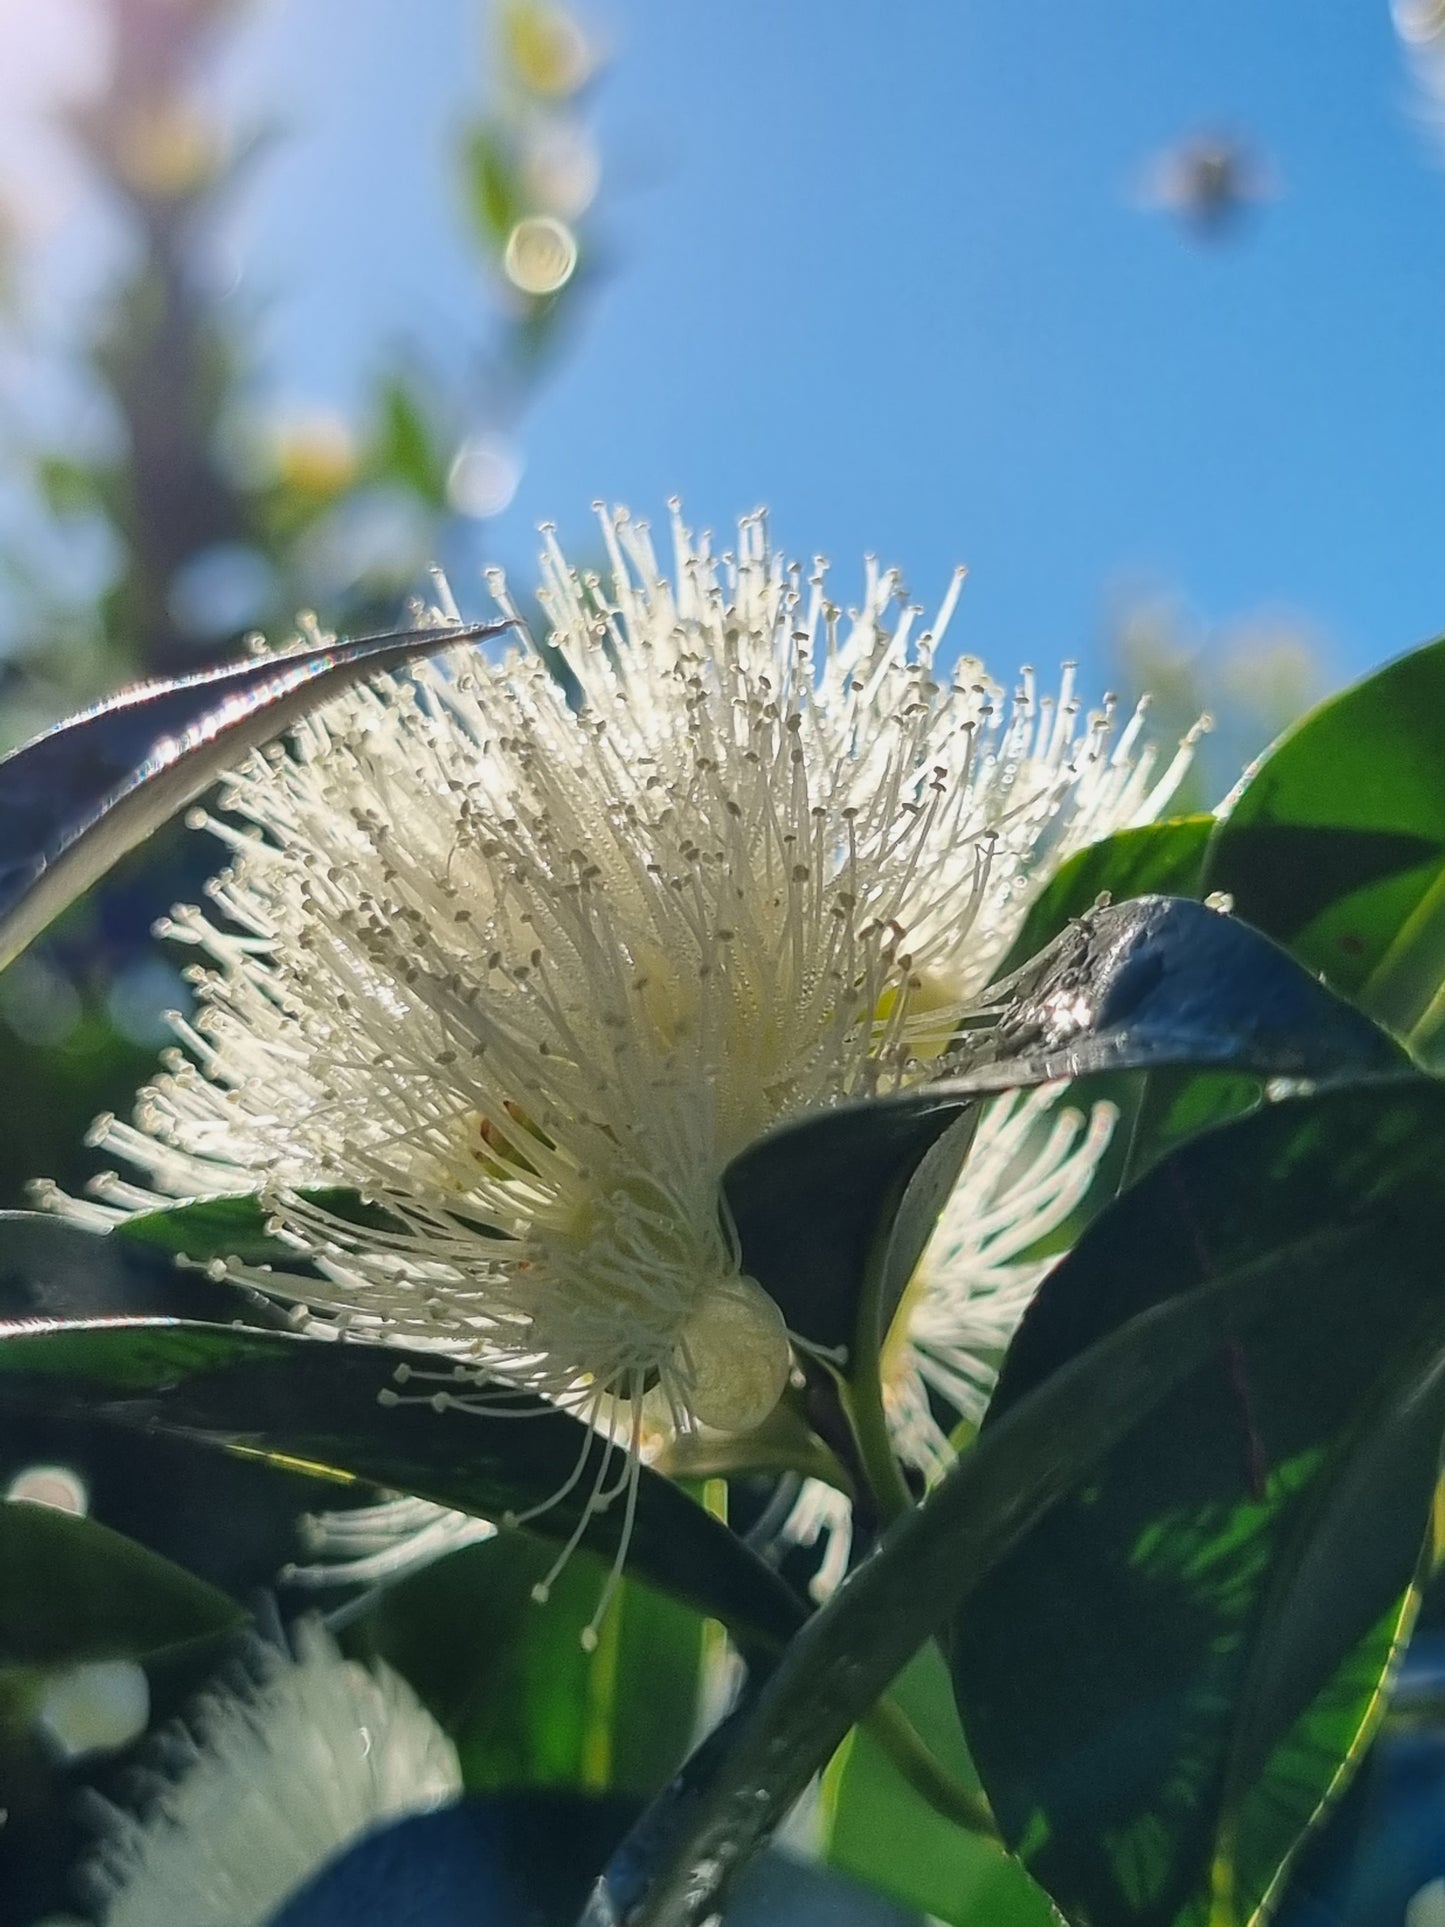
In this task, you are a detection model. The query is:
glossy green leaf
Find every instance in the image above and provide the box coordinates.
[954,897,1402,1091]
[0,1321,805,1650]
[0,1210,289,1327]
[0,1501,243,1666]
[998,816,1214,978]
[990,823,1241,1196]
[115,1188,411,1269]
[723,1096,975,1356]
[0,620,506,973]
[724,897,1399,1363]
[1204,634,1445,1048]
[356,1530,706,1799]
[608,1241,1316,1927]
[952,1082,1445,1927]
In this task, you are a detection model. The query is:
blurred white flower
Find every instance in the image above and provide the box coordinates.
[1395,0,1445,163]
[35,1659,149,1763]
[1410,1877,1445,1927]
[45,507,1190,1612]
[284,1492,495,1590]
[1397,0,1445,46]
[5,1461,88,1512]
[503,212,578,294]
[82,1621,459,1927]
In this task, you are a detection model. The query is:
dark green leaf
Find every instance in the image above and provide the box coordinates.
[0,1397,349,1601]
[0,1210,288,1327]
[0,621,507,973]
[724,1097,974,1355]
[1204,634,1445,1045]
[116,1189,410,1269]
[0,1320,804,1649]
[952,1082,1445,1927]
[724,896,1401,1361]
[997,816,1214,978]
[0,1502,243,1666]
[955,896,1404,1090]
[607,1239,1317,1927]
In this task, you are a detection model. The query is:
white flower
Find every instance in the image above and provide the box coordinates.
[783,1082,1116,1600]
[82,1620,460,1927]
[1394,0,1445,161]
[44,506,1189,1578]
[1409,1879,1445,1927]
[284,1493,495,1589]
[887,1082,1117,1477]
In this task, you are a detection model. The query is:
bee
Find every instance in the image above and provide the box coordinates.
[1134,132,1278,240]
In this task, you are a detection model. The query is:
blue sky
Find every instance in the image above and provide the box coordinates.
[18,0,1445,697]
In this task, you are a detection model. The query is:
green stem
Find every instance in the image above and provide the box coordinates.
[845,1163,924,1527]
[863,1695,999,1839]
[1361,859,1445,1053]
[845,1353,913,1526]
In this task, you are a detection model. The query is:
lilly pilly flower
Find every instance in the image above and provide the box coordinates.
[80,1620,459,1927]
[285,1083,1118,1596]
[46,508,1190,1500]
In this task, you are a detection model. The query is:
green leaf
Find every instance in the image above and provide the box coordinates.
[997,816,1215,978]
[0,1501,243,1666]
[0,621,506,974]
[1204,634,1445,1049]
[822,1646,1056,1927]
[116,1188,411,1268]
[991,830,1269,1200]
[0,1210,289,1327]
[33,453,107,520]
[724,896,1401,1364]
[354,1530,706,1798]
[724,1095,975,1356]
[951,1081,1445,1927]
[372,377,450,508]
[956,897,1403,1090]
[0,1320,804,1650]
[463,125,523,245]
[610,1230,1321,1927]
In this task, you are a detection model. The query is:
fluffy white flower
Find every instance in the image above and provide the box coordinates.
[887,1082,1117,1477]
[46,507,1188,1510]
[284,1493,495,1590]
[82,1621,460,1927]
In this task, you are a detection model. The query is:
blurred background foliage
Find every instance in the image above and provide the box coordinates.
[0,0,605,1211]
